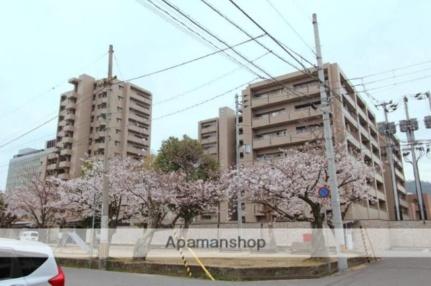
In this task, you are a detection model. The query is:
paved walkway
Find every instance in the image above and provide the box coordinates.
[65,258,431,286]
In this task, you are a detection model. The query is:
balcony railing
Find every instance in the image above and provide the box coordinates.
[252,107,321,128]
[253,131,321,149]
[251,84,320,108]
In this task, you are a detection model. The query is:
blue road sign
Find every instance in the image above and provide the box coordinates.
[318,186,330,198]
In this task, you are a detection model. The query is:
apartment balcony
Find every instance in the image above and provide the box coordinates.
[60,148,72,156]
[131,94,151,106]
[395,168,405,181]
[343,93,356,107]
[253,132,319,150]
[63,125,74,132]
[370,135,379,147]
[65,100,76,109]
[93,142,105,150]
[362,147,372,159]
[359,125,369,137]
[64,113,75,121]
[128,134,148,145]
[129,112,148,124]
[128,124,149,135]
[397,182,407,193]
[61,137,73,144]
[201,125,217,134]
[372,152,381,163]
[252,108,321,129]
[374,172,384,184]
[58,120,66,127]
[201,136,217,145]
[127,145,144,156]
[47,163,57,171]
[47,153,58,160]
[251,85,320,108]
[357,107,368,122]
[343,110,358,126]
[59,161,71,168]
[345,132,361,148]
[204,146,218,155]
[375,189,386,201]
[93,131,105,139]
[130,100,150,113]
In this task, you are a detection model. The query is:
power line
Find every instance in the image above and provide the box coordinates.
[154,51,270,105]
[350,59,431,80]
[353,66,431,87]
[200,0,306,73]
[0,52,108,121]
[153,78,258,120]
[263,0,316,55]
[142,0,266,78]
[225,0,348,108]
[0,116,58,150]
[159,0,318,102]
[227,0,311,72]
[158,0,277,80]
[358,74,431,93]
[125,34,265,82]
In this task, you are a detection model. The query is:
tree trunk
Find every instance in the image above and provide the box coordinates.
[133,216,159,260]
[133,228,156,260]
[310,208,328,258]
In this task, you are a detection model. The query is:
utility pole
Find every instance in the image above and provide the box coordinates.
[235,93,243,229]
[312,13,347,271]
[99,44,114,269]
[402,96,426,220]
[377,102,401,220]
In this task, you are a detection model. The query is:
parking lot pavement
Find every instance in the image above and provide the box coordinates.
[65,258,431,286]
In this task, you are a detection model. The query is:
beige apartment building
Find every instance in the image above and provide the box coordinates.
[46,74,152,179]
[237,63,389,222]
[198,107,236,223]
[378,133,410,220]
[198,107,236,170]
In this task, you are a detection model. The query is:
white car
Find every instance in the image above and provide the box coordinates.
[0,238,64,286]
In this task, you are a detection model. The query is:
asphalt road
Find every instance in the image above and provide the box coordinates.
[64,258,431,286]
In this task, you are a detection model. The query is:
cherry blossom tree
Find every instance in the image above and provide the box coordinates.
[169,173,224,229]
[6,176,64,228]
[57,157,140,229]
[0,192,16,228]
[126,169,177,259]
[225,144,375,256]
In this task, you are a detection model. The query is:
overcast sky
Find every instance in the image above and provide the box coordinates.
[1,0,430,189]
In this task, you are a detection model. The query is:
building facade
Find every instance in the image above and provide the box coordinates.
[198,107,236,170]
[46,74,152,180]
[378,133,410,220]
[5,140,56,192]
[197,107,236,223]
[238,63,389,222]
[407,193,431,220]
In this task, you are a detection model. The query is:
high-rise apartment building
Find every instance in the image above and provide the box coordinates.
[6,140,56,192]
[198,107,236,170]
[46,74,152,179]
[378,133,410,220]
[238,63,389,222]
